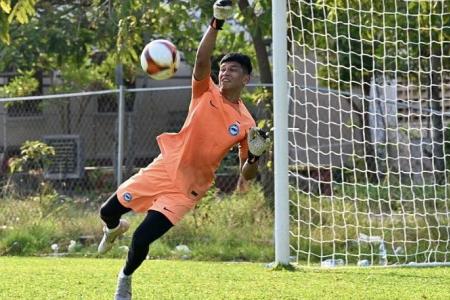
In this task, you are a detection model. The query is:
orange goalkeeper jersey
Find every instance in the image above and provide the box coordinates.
[157,75,256,201]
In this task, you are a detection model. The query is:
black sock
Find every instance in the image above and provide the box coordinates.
[99,193,131,229]
[122,210,173,276]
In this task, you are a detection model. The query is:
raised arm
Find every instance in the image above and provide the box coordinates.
[193,27,218,81]
[193,0,234,81]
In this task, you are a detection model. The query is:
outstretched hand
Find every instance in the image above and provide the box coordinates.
[213,0,234,20]
[248,127,270,157]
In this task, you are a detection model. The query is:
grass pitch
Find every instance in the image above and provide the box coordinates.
[0,257,449,299]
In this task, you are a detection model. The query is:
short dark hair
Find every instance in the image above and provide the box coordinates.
[219,53,252,75]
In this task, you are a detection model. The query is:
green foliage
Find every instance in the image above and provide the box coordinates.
[151,185,275,261]
[290,185,450,264]
[8,140,55,174]
[296,0,450,90]
[0,192,99,256]
[0,0,37,44]
[1,222,56,256]
[5,0,36,24]
[241,87,274,173]
[1,1,272,87]
[0,70,38,98]
[0,70,41,120]
[0,184,274,261]
[242,87,273,123]
[0,70,40,117]
[51,57,115,93]
[1,231,36,255]
[1,2,109,77]
[117,15,141,66]
[0,10,7,45]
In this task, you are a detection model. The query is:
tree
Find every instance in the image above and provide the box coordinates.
[0,0,37,44]
[94,0,275,190]
[294,0,450,183]
[0,0,275,190]
[1,0,274,94]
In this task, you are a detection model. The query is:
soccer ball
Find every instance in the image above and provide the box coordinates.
[140,39,180,80]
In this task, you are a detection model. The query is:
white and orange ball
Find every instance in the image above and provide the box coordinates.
[140,39,180,80]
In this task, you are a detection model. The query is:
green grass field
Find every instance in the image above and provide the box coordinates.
[1,257,449,299]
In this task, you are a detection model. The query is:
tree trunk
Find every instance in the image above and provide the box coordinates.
[238,0,274,197]
[124,81,136,180]
[361,75,379,184]
[34,69,44,95]
[124,112,135,180]
[430,55,445,184]
[237,0,272,84]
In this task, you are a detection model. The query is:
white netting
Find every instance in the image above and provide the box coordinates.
[287,0,450,266]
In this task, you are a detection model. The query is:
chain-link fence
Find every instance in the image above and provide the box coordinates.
[0,83,272,197]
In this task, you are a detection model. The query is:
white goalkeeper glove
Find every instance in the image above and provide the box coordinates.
[213,0,233,20]
[247,127,270,164]
[210,0,234,30]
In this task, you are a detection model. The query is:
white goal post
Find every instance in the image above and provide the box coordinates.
[273,0,450,267]
[273,0,290,266]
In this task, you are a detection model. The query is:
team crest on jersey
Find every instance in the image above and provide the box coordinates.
[228,123,239,136]
[123,192,133,202]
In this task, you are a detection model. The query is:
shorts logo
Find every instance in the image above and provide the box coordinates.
[209,100,218,109]
[163,207,174,213]
[228,124,239,136]
[123,192,133,202]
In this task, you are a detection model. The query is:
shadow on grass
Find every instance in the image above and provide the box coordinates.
[266,262,297,271]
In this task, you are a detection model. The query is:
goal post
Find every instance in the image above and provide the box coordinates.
[274,0,450,267]
[273,0,290,266]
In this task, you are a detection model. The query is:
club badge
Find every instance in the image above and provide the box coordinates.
[228,123,239,136]
[123,192,133,202]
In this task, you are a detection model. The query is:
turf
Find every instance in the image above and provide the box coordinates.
[0,257,449,299]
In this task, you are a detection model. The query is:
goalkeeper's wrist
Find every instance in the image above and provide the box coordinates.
[247,152,260,165]
[210,17,225,30]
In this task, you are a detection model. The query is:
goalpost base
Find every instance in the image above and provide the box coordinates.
[265,261,297,271]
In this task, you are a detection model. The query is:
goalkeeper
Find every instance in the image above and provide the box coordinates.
[97,1,270,299]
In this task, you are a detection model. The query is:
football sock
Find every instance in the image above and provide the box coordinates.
[122,210,173,276]
[100,193,131,229]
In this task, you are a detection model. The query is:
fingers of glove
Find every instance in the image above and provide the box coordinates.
[249,127,260,139]
[257,129,269,139]
[249,140,267,156]
[215,0,233,6]
[213,0,234,20]
[248,127,270,156]
[249,127,269,141]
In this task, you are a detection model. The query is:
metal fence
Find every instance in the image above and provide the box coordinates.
[0,85,265,196]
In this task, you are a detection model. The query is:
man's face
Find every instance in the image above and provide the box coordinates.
[218,61,250,91]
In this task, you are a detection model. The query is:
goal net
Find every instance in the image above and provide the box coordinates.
[285,0,450,266]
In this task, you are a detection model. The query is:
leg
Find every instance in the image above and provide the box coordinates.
[98,193,132,254]
[99,193,131,229]
[123,210,173,275]
[114,210,173,300]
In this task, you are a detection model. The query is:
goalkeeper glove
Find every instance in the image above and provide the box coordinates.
[247,127,270,164]
[210,0,233,31]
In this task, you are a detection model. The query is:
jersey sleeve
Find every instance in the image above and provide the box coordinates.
[192,74,211,99]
